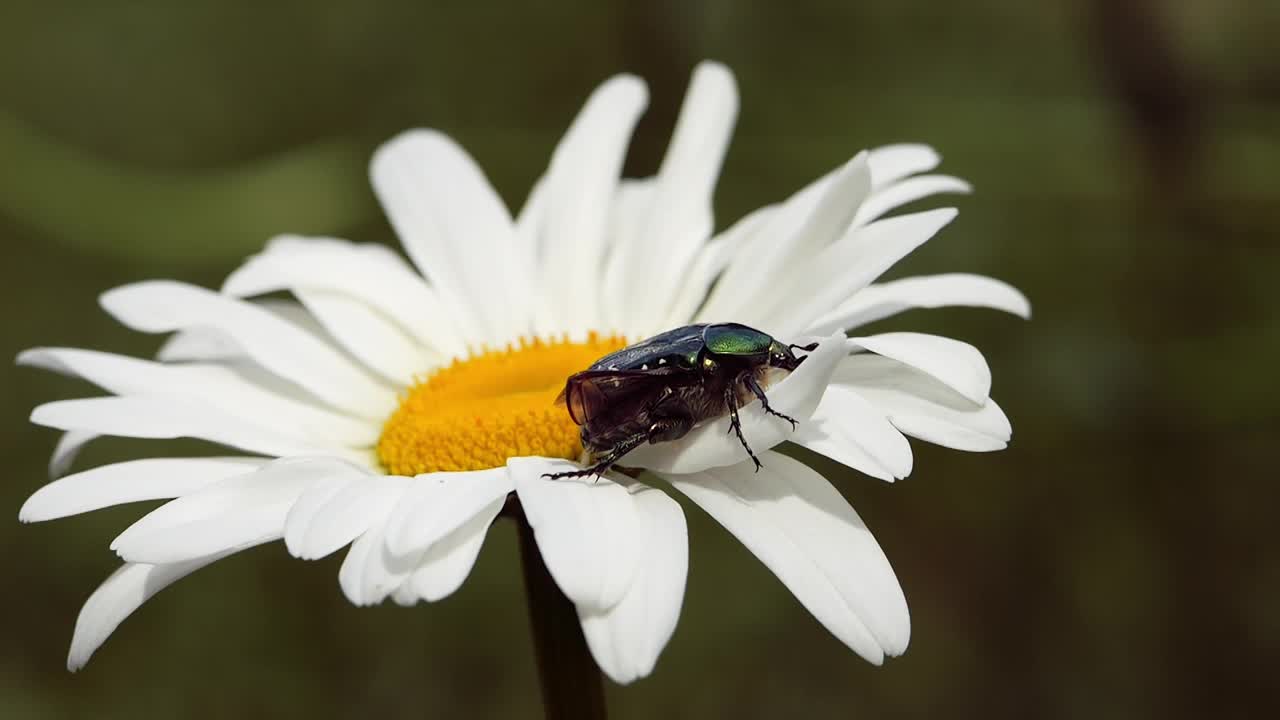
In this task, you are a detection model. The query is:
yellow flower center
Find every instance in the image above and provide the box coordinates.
[377,334,629,475]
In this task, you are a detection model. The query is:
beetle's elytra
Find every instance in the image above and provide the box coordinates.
[544,323,818,480]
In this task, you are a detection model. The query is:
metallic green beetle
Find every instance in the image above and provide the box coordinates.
[546,323,818,479]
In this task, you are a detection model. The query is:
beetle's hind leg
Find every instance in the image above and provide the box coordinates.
[724,384,763,472]
[743,373,799,430]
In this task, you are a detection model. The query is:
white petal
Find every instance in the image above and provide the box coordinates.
[578,481,687,684]
[406,497,504,602]
[154,299,320,363]
[847,332,991,405]
[700,156,871,325]
[625,333,844,474]
[662,204,768,328]
[509,457,645,612]
[110,457,355,563]
[598,178,656,331]
[370,130,522,346]
[223,235,465,356]
[20,457,266,522]
[291,287,434,386]
[155,327,241,362]
[785,150,872,260]
[68,550,265,671]
[807,273,1031,335]
[19,347,377,448]
[854,174,971,227]
[100,281,395,419]
[866,144,939,186]
[297,475,410,561]
[792,386,913,482]
[30,396,368,463]
[282,465,376,557]
[335,477,419,606]
[758,208,958,338]
[835,354,1012,451]
[383,468,513,557]
[357,522,419,606]
[612,62,737,336]
[49,430,96,478]
[534,74,648,336]
[664,451,909,663]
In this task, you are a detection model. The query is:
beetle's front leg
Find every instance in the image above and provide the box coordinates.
[724,384,763,472]
[742,373,799,430]
[541,432,649,481]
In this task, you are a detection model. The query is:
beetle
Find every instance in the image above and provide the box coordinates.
[544,323,818,480]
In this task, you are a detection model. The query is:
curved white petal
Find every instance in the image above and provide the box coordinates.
[371,130,526,346]
[509,457,645,612]
[383,468,513,557]
[296,475,410,561]
[847,332,991,405]
[110,458,353,564]
[578,481,687,685]
[49,430,97,478]
[155,327,242,362]
[223,235,465,356]
[662,204,768,329]
[20,457,266,522]
[700,154,871,325]
[854,174,971,227]
[283,469,368,557]
[759,208,958,338]
[534,74,648,336]
[291,287,434,386]
[157,299,332,363]
[835,354,1011,451]
[336,477,437,607]
[404,497,504,603]
[612,62,737,336]
[30,396,369,463]
[625,333,844,474]
[598,178,656,331]
[785,151,872,261]
[664,451,909,664]
[68,549,265,671]
[100,281,395,419]
[866,144,939,186]
[19,348,377,448]
[807,273,1031,335]
[792,386,913,482]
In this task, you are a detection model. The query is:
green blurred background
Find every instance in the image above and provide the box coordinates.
[3,1,1277,717]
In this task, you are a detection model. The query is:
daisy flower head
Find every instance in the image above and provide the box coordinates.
[19,61,1028,686]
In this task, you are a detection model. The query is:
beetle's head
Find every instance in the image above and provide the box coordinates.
[768,340,818,372]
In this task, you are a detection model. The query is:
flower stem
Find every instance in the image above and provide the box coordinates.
[513,499,608,720]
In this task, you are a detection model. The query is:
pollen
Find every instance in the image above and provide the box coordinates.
[377,333,629,475]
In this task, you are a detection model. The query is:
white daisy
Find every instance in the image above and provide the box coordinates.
[18,61,1028,685]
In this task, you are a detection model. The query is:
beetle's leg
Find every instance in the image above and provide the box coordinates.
[743,373,799,430]
[541,432,648,481]
[724,384,763,472]
[647,414,694,443]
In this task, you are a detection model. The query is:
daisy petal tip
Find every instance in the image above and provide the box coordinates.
[691,59,737,95]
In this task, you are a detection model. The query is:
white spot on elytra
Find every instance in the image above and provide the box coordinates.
[641,364,649,370]
[658,358,667,365]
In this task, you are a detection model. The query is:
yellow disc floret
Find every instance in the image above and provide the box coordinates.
[377,333,629,475]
